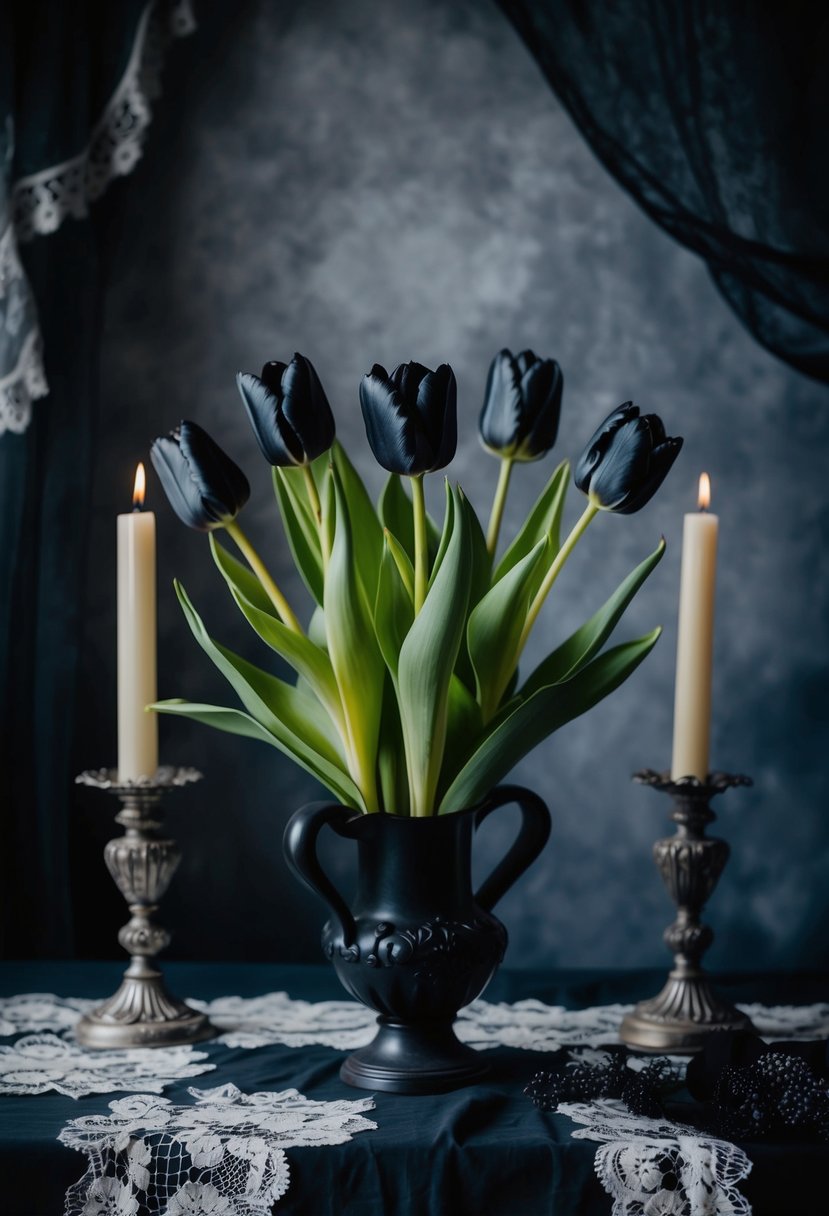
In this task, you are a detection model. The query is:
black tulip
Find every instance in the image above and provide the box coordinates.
[236,352,336,467]
[150,420,250,531]
[479,348,563,461]
[574,403,683,514]
[359,361,457,476]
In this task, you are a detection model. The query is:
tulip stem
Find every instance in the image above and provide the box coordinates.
[518,501,599,652]
[302,464,322,524]
[486,457,514,556]
[224,521,303,634]
[412,475,428,614]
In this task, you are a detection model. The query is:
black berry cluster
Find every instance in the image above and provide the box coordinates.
[714,1052,829,1141]
[525,1052,674,1118]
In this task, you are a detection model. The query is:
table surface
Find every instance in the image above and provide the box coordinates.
[1,962,827,1215]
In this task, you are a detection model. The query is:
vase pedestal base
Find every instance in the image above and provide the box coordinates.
[620,971,754,1054]
[341,1017,488,1094]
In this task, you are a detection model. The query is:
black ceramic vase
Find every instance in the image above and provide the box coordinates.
[283,784,551,1094]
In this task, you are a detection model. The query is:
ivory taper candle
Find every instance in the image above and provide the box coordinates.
[671,473,718,780]
[117,462,158,781]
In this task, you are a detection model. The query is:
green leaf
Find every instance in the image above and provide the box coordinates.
[494,459,569,590]
[397,487,472,816]
[272,467,324,604]
[378,474,441,566]
[171,584,363,808]
[152,700,290,746]
[383,529,415,601]
[436,675,483,803]
[439,628,662,813]
[521,538,666,697]
[332,440,384,603]
[233,589,344,727]
[209,536,275,615]
[449,490,494,694]
[377,676,409,815]
[325,465,385,812]
[210,532,342,720]
[374,539,414,677]
[468,536,550,721]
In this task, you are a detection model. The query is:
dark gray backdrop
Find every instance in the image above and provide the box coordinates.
[71,0,829,971]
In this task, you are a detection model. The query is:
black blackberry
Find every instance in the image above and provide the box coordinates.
[620,1062,674,1119]
[524,1070,565,1111]
[761,1057,827,1129]
[525,1053,628,1110]
[714,1051,829,1140]
[621,1072,662,1118]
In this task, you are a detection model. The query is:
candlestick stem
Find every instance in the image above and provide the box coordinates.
[74,767,215,1049]
[620,769,754,1054]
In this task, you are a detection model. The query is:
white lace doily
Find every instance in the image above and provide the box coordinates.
[59,1082,376,1216]
[0,1032,213,1098]
[0,0,194,435]
[561,1098,752,1216]
[3,991,828,1055]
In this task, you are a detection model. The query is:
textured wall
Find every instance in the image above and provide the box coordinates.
[72,0,829,971]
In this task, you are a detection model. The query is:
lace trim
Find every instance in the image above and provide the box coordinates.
[0,223,48,434]
[11,0,196,242]
[561,1099,753,1216]
[59,1083,377,1216]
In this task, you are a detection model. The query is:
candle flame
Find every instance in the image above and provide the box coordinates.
[698,472,711,511]
[133,462,146,509]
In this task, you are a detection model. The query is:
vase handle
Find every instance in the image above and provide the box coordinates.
[283,802,357,947]
[473,784,551,912]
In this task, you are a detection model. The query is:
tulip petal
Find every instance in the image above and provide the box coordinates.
[151,421,249,531]
[237,374,301,466]
[522,361,563,459]
[574,402,639,493]
[360,369,420,475]
[151,434,210,530]
[178,420,250,521]
[515,349,539,378]
[260,360,287,396]
[423,364,457,471]
[588,417,652,509]
[280,354,336,462]
[614,436,684,514]
[479,350,523,453]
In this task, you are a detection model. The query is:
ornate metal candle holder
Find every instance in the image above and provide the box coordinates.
[74,766,215,1049]
[620,769,754,1054]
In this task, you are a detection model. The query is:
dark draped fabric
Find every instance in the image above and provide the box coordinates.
[0,2,188,956]
[497,1,829,382]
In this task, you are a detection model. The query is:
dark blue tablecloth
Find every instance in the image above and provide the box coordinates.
[0,963,827,1215]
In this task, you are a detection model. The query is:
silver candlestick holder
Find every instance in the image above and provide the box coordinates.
[74,766,215,1049]
[620,769,754,1054]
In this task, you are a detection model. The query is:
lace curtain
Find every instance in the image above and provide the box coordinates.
[498,1,829,383]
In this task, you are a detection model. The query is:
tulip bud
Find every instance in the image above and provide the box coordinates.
[237,352,336,467]
[575,403,683,514]
[150,420,250,531]
[479,348,563,461]
[359,361,457,476]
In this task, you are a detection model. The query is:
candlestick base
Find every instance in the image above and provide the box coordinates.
[74,767,215,1049]
[619,769,754,1055]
